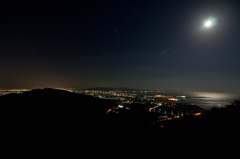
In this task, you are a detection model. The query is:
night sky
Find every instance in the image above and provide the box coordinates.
[1,0,240,93]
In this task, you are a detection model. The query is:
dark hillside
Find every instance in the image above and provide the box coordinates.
[1,88,239,155]
[0,88,115,140]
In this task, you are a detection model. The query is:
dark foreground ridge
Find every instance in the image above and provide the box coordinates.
[1,88,112,127]
[1,88,239,156]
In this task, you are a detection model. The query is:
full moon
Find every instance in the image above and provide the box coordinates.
[204,20,212,27]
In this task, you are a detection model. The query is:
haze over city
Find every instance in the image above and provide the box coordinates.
[1,0,240,94]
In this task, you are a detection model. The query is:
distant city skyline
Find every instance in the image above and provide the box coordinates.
[1,87,238,110]
[1,0,240,94]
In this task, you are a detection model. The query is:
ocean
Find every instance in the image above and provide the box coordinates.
[184,91,240,110]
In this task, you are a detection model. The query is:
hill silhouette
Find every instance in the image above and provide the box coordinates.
[1,88,115,141]
[1,88,239,155]
[0,88,117,156]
